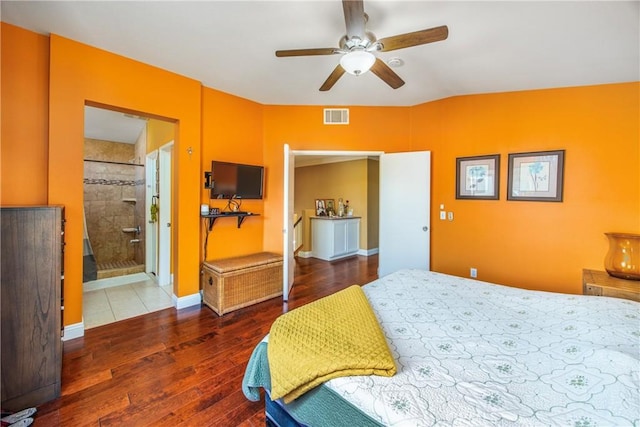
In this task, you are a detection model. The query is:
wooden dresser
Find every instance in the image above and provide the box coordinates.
[582,269,640,302]
[1,206,65,411]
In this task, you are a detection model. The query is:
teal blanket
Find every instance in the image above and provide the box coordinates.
[242,339,382,427]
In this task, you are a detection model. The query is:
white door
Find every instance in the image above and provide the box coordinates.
[145,151,159,276]
[282,144,295,300]
[379,151,431,277]
[158,142,173,287]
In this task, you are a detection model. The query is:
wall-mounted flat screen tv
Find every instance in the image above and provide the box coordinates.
[210,161,264,199]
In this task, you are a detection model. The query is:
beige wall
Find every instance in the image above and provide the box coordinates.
[294,158,377,251]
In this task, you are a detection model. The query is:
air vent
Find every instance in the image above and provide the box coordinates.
[324,108,349,125]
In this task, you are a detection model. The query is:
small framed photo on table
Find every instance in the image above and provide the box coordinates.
[507,150,565,202]
[456,154,500,200]
[315,199,327,216]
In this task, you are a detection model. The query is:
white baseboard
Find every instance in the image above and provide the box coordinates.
[63,321,84,341]
[358,247,379,256]
[173,292,201,310]
[297,250,313,258]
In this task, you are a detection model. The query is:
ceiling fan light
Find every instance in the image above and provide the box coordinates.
[340,51,376,76]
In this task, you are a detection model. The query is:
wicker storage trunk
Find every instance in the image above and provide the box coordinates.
[202,252,283,316]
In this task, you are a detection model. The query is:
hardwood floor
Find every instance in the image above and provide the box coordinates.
[34,255,378,426]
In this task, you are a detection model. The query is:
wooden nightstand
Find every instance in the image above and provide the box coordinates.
[582,269,640,302]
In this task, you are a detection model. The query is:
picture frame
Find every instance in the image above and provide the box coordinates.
[325,199,335,216]
[507,150,565,202]
[456,154,500,200]
[315,199,327,216]
[315,199,335,216]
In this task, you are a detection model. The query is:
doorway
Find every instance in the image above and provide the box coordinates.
[82,105,175,329]
[283,148,432,298]
[83,106,148,283]
[144,142,173,287]
[283,148,384,299]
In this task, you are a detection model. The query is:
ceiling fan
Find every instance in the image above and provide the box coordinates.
[275,0,448,91]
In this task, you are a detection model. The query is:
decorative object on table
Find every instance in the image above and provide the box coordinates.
[507,150,565,202]
[315,199,327,216]
[604,232,640,280]
[455,154,500,200]
[338,198,345,217]
[325,199,335,216]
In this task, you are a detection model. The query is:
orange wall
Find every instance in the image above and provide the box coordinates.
[412,83,640,294]
[1,23,49,205]
[200,87,265,259]
[48,35,202,325]
[261,106,413,253]
[3,23,638,326]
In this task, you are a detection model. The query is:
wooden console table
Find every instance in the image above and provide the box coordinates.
[582,269,640,302]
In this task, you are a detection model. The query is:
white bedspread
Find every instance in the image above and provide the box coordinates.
[325,270,640,426]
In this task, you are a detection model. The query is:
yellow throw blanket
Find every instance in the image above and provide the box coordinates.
[268,285,396,403]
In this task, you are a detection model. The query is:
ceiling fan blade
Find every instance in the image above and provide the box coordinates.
[342,0,366,39]
[276,48,339,57]
[370,58,405,89]
[319,65,346,91]
[378,25,449,52]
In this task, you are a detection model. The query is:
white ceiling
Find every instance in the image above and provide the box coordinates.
[84,106,147,144]
[3,1,638,108]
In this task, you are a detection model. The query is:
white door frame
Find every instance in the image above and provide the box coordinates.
[282,148,384,298]
[283,144,295,300]
[158,141,173,287]
[145,150,159,277]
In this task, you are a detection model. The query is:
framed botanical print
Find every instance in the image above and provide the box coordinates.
[456,154,500,200]
[507,150,565,202]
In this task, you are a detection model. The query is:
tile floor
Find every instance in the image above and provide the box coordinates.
[83,272,174,329]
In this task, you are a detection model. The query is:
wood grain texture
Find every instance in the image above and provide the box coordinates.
[319,64,346,92]
[378,25,449,52]
[1,206,63,411]
[370,58,405,89]
[33,255,378,426]
[582,268,640,302]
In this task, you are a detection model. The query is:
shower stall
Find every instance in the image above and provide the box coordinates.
[83,137,146,282]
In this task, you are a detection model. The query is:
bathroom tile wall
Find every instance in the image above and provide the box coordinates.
[84,138,141,265]
[133,130,147,265]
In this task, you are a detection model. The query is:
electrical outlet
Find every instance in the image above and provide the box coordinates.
[447,212,454,221]
[470,268,477,278]
[440,211,446,220]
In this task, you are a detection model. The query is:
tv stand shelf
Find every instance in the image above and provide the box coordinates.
[202,212,259,230]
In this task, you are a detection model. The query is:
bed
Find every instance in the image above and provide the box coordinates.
[243,269,640,426]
